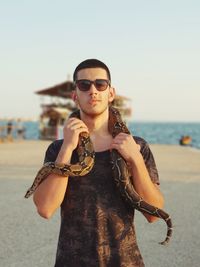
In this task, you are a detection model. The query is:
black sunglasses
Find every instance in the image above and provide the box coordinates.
[75,79,110,92]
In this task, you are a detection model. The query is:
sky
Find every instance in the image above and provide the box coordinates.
[1,0,200,122]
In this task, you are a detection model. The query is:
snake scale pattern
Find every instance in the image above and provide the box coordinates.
[24,106,172,245]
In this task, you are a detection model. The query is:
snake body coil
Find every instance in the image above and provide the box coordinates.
[24,129,95,198]
[109,107,172,245]
[25,106,172,245]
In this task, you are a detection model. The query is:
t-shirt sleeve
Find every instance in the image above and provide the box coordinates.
[44,140,62,164]
[135,137,160,185]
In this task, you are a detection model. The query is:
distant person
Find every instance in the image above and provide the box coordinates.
[28,59,165,267]
[16,119,25,139]
[0,126,4,142]
[6,120,13,141]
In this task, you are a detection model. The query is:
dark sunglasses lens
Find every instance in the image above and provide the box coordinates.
[77,80,91,91]
[76,79,109,91]
[95,80,109,91]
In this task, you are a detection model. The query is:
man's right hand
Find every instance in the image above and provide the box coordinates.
[62,117,89,151]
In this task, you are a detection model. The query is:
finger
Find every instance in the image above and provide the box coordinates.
[77,128,89,134]
[112,135,129,144]
[66,118,81,126]
[67,120,87,130]
[113,133,131,142]
[110,143,122,152]
[112,139,122,145]
[63,122,89,135]
[115,132,130,138]
[67,117,81,124]
[71,124,89,132]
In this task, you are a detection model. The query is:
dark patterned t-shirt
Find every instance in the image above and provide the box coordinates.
[44,136,159,267]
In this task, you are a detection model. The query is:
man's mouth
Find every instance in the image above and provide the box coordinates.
[89,99,100,104]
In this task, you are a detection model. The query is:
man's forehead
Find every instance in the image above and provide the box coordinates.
[76,68,108,79]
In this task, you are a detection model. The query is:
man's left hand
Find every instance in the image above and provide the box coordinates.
[110,133,141,164]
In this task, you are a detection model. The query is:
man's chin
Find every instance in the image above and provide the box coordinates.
[81,106,108,118]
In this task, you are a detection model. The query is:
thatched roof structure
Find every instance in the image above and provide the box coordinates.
[36,81,75,99]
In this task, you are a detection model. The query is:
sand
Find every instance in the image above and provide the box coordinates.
[0,140,200,267]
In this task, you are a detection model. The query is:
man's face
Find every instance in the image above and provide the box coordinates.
[74,68,115,117]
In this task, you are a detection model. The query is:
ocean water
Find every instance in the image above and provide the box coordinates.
[0,121,200,149]
[130,121,200,149]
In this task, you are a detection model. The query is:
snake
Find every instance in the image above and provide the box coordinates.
[24,106,172,245]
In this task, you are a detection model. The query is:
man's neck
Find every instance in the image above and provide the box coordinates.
[80,109,110,136]
[80,108,113,152]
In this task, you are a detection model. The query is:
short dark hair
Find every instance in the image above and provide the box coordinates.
[73,59,111,82]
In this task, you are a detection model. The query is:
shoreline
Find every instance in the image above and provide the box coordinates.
[1,136,200,149]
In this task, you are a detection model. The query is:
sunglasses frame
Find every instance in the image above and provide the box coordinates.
[75,79,110,92]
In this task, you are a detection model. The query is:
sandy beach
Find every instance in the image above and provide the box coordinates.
[0,140,200,267]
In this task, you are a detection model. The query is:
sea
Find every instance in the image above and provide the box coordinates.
[1,120,200,150]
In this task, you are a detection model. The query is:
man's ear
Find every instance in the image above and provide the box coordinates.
[108,87,116,103]
[71,91,79,108]
[71,91,77,102]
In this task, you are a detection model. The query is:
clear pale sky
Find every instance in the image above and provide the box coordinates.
[1,0,200,122]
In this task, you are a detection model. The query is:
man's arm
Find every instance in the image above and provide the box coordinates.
[128,153,164,222]
[33,117,89,219]
[110,133,164,223]
[33,145,72,219]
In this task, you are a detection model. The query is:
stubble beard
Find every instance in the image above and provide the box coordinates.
[79,103,109,119]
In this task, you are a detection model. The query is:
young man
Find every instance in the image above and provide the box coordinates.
[33,59,164,267]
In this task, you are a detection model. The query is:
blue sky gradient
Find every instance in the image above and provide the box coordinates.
[1,0,200,121]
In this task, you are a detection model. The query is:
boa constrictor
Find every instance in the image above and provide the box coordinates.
[24,106,172,245]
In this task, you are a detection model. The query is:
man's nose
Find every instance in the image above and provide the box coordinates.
[89,84,98,94]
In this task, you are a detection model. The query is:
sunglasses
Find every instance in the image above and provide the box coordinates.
[75,79,110,92]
